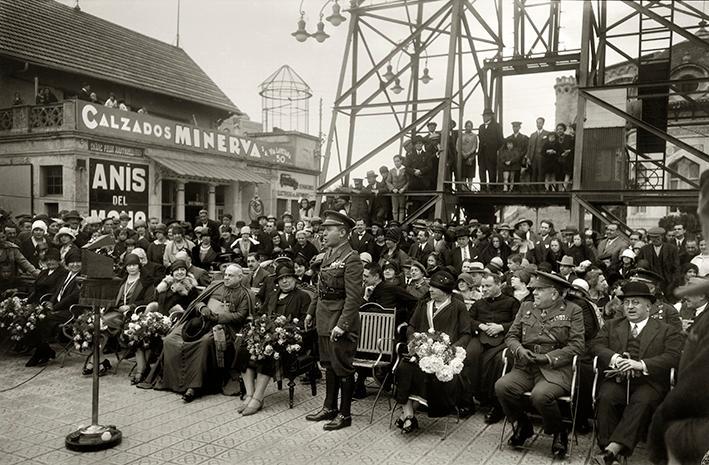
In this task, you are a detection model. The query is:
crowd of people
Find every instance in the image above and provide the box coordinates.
[11,82,148,115]
[331,111,576,225]
[0,204,708,464]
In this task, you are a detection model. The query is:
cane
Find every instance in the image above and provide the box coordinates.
[622,352,631,404]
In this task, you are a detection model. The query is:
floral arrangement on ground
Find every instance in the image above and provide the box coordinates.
[123,311,172,349]
[407,328,466,382]
[244,314,303,361]
[0,296,45,343]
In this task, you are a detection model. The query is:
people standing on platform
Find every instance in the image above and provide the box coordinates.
[477,108,504,189]
[542,131,559,191]
[459,120,478,189]
[526,117,550,191]
[506,121,529,186]
[499,139,522,192]
[555,123,575,191]
[305,211,363,431]
[387,155,409,223]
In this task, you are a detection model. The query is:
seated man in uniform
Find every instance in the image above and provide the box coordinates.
[590,282,682,465]
[495,271,585,458]
[140,264,254,402]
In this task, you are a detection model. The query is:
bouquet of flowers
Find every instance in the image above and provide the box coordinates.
[122,311,172,349]
[70,308,109,352]
[244,314,303,361]
[407,328,466,382]
[0,296,46,343]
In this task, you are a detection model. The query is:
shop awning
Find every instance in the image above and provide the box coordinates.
[148,154,269,184]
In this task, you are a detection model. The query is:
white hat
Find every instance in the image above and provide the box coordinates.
[240,226,251,235]
[572,278,590,294]
[31,220,47,234]
[621,248,636,260]
[54,226,76,241]
[359,252,373,264]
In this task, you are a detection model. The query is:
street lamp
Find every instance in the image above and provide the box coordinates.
[383,63,395,82]
[391,78,404,94]
[420,67,432,84]
[292,13,310,42]
[326,0,346,26]
[312,17,330,42]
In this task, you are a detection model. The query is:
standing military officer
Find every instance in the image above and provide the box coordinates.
[495,271,585,458]
[305,211,363,430]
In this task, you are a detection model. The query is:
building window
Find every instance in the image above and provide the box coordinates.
[677,74,699,94]
[45,202,59,216]
[41,165,63,195]
[632,206,647,214]
[668,157,700,190]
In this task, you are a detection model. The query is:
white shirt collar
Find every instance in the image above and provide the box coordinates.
[631,317,650,335]
[695,302,708,318]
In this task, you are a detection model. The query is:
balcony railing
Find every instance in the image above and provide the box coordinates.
[0,101,71,134]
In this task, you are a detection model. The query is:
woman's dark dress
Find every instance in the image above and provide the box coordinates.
[395,297,472,417]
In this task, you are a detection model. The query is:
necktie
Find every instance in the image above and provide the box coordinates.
[631,324,639,338]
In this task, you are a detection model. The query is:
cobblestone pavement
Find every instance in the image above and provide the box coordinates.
[0,348,652,465]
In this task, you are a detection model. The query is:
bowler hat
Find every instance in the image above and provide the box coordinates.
[63,210,82,221]
[620,282,656,303]
[557,255,575,267]
[429,270,456,293]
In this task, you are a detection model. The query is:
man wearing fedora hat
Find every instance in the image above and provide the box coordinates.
[590,281,682,465]
[305,211,363,430]
[448,226,477,274]
[406,136,436,192]
[557,255,578,282]
[495,271,585,458]
[477,108,504,189]
[363,170,389,226]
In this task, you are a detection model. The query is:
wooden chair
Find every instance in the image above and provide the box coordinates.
[498,348,581,457]
[353,302,397,423]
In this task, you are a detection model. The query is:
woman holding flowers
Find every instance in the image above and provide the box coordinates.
[395,269,472,433]
[128,260,198,384]
[236,264,310,415]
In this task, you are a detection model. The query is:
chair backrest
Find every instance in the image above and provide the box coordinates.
[357,303,396,359]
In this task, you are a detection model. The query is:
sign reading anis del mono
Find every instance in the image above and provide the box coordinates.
[89,159,149,226]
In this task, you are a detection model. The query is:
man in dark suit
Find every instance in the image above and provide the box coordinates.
[526,117,550,191]
[636,227,680,295]
[406,137,436,191]
[408,229,434,263]
[280,221,298,250]
[596,223,630,267]
[448,226,477,274]
[590,282,682,465]
[506,121,529,185]
[477,108,504,188]
[465,273,520,422]
[195,209,221,245]
[349,218,375,257]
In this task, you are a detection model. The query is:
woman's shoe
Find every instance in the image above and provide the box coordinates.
[130,367,150,385]
[97,359,111,377]
[82,362,93,376]
[25,345,55,367]
[241,398,263,416]
[182,388,199,403]
[237,396,252,414]
[401,416,419,434]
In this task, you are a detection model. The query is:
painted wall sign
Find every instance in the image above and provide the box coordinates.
[77,102,295,165]
[89,159,149,227]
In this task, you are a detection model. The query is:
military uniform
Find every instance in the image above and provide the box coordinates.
[305,211,363,430]
[495,288,585,437]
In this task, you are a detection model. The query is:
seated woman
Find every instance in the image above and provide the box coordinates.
[394,270,472,433]
[26,249,82,367]
[30,248,67,302]
[89,253,155,376]
[235,264,311,415]
[131,260,199,384]
[139,264,253,402]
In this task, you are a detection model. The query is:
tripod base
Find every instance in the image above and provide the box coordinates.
[65,424,122,452]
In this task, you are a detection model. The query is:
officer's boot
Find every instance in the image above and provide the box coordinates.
[306,369,339,422]
[552,428,569,458]
[324,375,354,431]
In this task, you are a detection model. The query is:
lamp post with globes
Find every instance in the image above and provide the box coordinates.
[291,0,347,43]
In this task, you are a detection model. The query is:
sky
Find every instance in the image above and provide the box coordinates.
[57,0,591,183]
